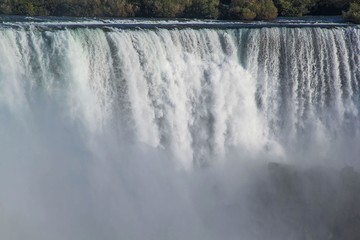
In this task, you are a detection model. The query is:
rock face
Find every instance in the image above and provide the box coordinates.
[251,163,360,240]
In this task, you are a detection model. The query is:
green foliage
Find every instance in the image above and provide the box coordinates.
[0,0,356,21]
[140,0,191,17]
[98,0,135,17]
[273,0,319,16]
[257,0,278,19]
[343,2,360,23]
[229,6,256,20]
[229,0,277,20]
[184,0,219,19]
[15,0,37,16]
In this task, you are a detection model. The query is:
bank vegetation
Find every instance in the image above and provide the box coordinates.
[0,0,359,23]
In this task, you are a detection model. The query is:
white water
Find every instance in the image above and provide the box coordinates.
[0,24,359,239]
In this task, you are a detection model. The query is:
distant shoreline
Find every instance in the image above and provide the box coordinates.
[0,0,358,23]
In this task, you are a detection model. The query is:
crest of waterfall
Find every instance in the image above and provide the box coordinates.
[1,26,359,167]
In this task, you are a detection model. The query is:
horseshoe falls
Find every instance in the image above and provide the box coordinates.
[0,18,360,240]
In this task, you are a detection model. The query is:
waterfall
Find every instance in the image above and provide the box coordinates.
[1,26,359,166]
[0,22,359,240]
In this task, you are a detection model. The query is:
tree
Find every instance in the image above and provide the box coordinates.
[273,0,318,16]
[140,0,191,17]
[229,0,277,20]
[257,0,278,19]
[0,0,13,14]
[99,0,135,17]
[15,0,37,15]
[184,0,219,19]
[343,2,360,23]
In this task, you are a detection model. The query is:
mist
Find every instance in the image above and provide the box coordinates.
[0,21,359,240]
[2,106,360,240]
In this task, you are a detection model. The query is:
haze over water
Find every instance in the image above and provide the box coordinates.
[0,17,359,240]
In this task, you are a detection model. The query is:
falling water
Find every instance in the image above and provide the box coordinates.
[0,19,359,240]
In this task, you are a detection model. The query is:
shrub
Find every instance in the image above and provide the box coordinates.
[343,2,360,23]
[184,0,219,19]
[229,0,277,20]
[273,0,318,16]
[229,6,256,20]
[0,0,13,14]
[140,0,191,17]
[257,0,278,20]
[100,0,135,17]
[15,0,37,16]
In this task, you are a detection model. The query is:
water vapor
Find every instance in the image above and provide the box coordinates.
[0,24,359,239]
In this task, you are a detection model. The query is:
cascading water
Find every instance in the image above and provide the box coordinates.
[0,18,359,240]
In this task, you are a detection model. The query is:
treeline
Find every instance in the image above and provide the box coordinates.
[0,0,359,22]
[0,0,220,18]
